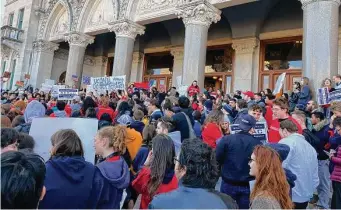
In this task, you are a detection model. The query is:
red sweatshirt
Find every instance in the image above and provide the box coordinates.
[132,167,178,209]
[187,85,200,97]
[97,106,115,120]
[268,116,303,143]
[264,105,273,126]
[202,123,223,148]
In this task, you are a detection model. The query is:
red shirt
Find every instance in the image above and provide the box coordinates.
[268,116,303,143]
[97,106,115,120]
[264,105,273,126]
[187,85,200,97]
[132,167,178,209]
[202,123,223,148]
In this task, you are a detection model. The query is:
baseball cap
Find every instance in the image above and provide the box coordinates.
[238,114,256,131]
[265,143,290,162]
[223,104,233,115]
[242,91,255,99]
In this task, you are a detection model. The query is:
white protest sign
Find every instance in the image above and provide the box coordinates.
[91,75,126,92]
[273,73,286,95]
[230,122,268,143]
[45,79,55,86]
[58,88,78,100]
[178,85,188,96]
[41,83,53,93]
[51,85,66,98]
[30,118,98,163]
[317,87,330,105]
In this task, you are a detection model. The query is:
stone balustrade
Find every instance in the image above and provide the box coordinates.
[1,25,24,43]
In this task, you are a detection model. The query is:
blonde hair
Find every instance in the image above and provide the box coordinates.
[331,101,341,113]
[97,125,127,154]
[100,96,109,107]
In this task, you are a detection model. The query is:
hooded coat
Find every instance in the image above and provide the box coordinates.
[92,154,130,209]
[15,100,45,134]
[39,156,97,209]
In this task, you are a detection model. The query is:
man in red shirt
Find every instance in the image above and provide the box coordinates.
[268,97,302,143]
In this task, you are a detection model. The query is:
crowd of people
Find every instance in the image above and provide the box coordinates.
[1,76,341,209]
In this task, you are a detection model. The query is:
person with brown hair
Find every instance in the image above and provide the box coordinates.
[297,77,312,107]
[1,115,12,128]
[93,126,130,209]
[249,145,294,209]
[97,96,115,120]
[268,97,302,143]
[278,119,319,209]
[202,110,224,148]
[39,129,99,209]
[132,134,178,209]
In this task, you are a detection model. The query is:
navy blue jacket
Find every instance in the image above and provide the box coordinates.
[92,155,130,209]
[233,108,248,124]
[312,120,330,148]
[133,145,149,172]
[130,120,145,135]
[216,131,262,185]
[172,112,191,142]
[297,85,312,106]
[39,156,97,209]
[149,109,163,123]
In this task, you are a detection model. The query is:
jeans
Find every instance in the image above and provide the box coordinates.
[220,180,250,209]
[316,160,331,208]
[294,202,308,209]
[332,181,341,209]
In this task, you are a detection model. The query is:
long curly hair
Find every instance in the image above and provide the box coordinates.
[250,145,293,209]
[97,125,126,154]
[203,109,224,126]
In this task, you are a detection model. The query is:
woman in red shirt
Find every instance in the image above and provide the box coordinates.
[97,97,115,120]
[132,134,178,209]
[201,110,224,149]
[187,80,200,97]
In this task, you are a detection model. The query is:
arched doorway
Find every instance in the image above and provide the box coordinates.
[59,71,66,84]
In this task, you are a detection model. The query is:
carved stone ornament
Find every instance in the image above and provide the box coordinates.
[232,38,258,54]
[300,0,340,9]
[84,55,96,66]
[1,45,12,59]
[65,32,95,47]
[170,48,184,60]
[109,19,145,39]
[176,0,221,27]
[33,40,60,53]
[118,0,129,20]
[54,49,69,60]
[132,52,144,64]
[136,0,181,17]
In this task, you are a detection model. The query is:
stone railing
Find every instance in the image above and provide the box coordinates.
[1,25,24,42]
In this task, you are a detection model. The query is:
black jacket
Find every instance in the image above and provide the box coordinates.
[302,129,328,160]
[216,131,262,185]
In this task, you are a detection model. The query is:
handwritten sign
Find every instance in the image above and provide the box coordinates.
[30,118,98,163]
[329,89,341,103]
[91,75,126,91]
[178,85,189,96]
[82,75,91,85]
[230,122,268,142]
[58,88,78,100]
[317,87,330,105]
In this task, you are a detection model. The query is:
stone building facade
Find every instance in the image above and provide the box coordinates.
[1,0,341,94]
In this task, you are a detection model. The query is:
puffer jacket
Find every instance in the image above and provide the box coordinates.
[331,146,341,182]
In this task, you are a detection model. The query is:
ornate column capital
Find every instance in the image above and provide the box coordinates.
[132,52,144,64]
[170,47,184,60]
[109,19,145,40]
[232,38,258,54]
[300,0,340,9]
[33,40,59,53]
[65,32,95,47]
[176,0,221,28]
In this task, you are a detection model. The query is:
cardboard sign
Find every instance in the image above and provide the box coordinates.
[82,75,91,85]
[30,118,98,163]
[91,75,126,91]
[15,81,24,87]
[178,85,189,96]
[273,73,286,95]
[58,88,78,100]
[230,122,268,142]
[317,87,330,105]
[329,89,341,103]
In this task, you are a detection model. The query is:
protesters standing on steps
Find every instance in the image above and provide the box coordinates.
[216,114,262,209]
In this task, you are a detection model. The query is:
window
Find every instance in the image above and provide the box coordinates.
[8,13,14,26]
[17,8,24,29]
[264,41,302,71]
[2,61,7,74]
[205,46,233,73]
[145,53,173,76]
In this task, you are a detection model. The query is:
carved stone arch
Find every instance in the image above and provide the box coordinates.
[123,0,137,20]
[77,0,119,33]
[39,0,73,40]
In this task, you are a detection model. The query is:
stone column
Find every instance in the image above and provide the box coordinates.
[301,0,340,92]
[65,32,94,88]
[109,20,145,83]
[31,40,59,88]
[176,0,221,88]
[338,31,341,75]
[130,52,144,82]
[232,38,258,91]
[170,47,184,88]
